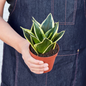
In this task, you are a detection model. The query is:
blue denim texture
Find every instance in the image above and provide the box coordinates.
[7,0,86,50]
[1,0,86,86]
[1,44,86,86]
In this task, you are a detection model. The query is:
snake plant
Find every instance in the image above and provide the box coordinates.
[20,13,65,54]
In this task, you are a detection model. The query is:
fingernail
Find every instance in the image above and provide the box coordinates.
[40,71,44,74]
[44,67,49,71]
[38,61,44,64]
[44,63,48,67]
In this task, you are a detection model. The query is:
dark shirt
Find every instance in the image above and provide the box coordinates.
[7,0,86,50]
[6,0,14,13]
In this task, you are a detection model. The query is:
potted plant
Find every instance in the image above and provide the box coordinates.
[20,13,65,73]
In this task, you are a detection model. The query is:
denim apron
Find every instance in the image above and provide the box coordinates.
[1,0,86,86]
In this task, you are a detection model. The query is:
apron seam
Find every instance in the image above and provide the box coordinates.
[72,49,79,86]
[58,53,78,57]
[45,73,48,86]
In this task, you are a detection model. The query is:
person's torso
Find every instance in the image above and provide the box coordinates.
[7,0,86,50]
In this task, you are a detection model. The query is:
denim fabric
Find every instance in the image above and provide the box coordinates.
[1,44,86,86]
[6,0,15,13]
[7,0,86,50]
[1,0,86,86]
[1,44,16,86]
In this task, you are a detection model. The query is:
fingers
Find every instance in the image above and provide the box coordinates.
[23,54,49,74]
[30,65,49,74]
[30,67,49,74]
[21,45,49,74]
[28,56,44,65]
[28,62,48,69]
[27,57,49,74]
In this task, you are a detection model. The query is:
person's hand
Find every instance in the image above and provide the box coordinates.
[21,40,49,74]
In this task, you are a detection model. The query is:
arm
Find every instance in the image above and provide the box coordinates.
[0,0,49,74]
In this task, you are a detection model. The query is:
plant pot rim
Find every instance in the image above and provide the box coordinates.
[29,43,59,58]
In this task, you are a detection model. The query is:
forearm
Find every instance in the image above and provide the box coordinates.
[0,17,30,53]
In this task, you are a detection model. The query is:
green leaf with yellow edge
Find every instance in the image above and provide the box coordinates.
[51,31,65,42]
[30,36,34,45]
[41,13,54,33]
[32,17,41,27]
[53,42,56,50]
[34,38,52,54]
[33,22,45,41]
[21,28,39,54]
[31,36,40,44]
[43,42,56,54]
[20,26,35,36]
[21,26,40,43]
[31,23,35,35]
[22,29,32,44]
[45,28,53,38]
[48,32,53,39]
[45,22,59,39]
[49,22,59,39]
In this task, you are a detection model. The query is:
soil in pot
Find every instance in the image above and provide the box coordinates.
[30,44,59,57]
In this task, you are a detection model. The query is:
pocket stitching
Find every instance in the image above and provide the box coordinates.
[51,0,78,25]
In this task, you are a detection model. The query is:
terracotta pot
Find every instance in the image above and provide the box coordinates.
[29,43,59,73]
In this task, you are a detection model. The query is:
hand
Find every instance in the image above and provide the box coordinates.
[21,40,49,74]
